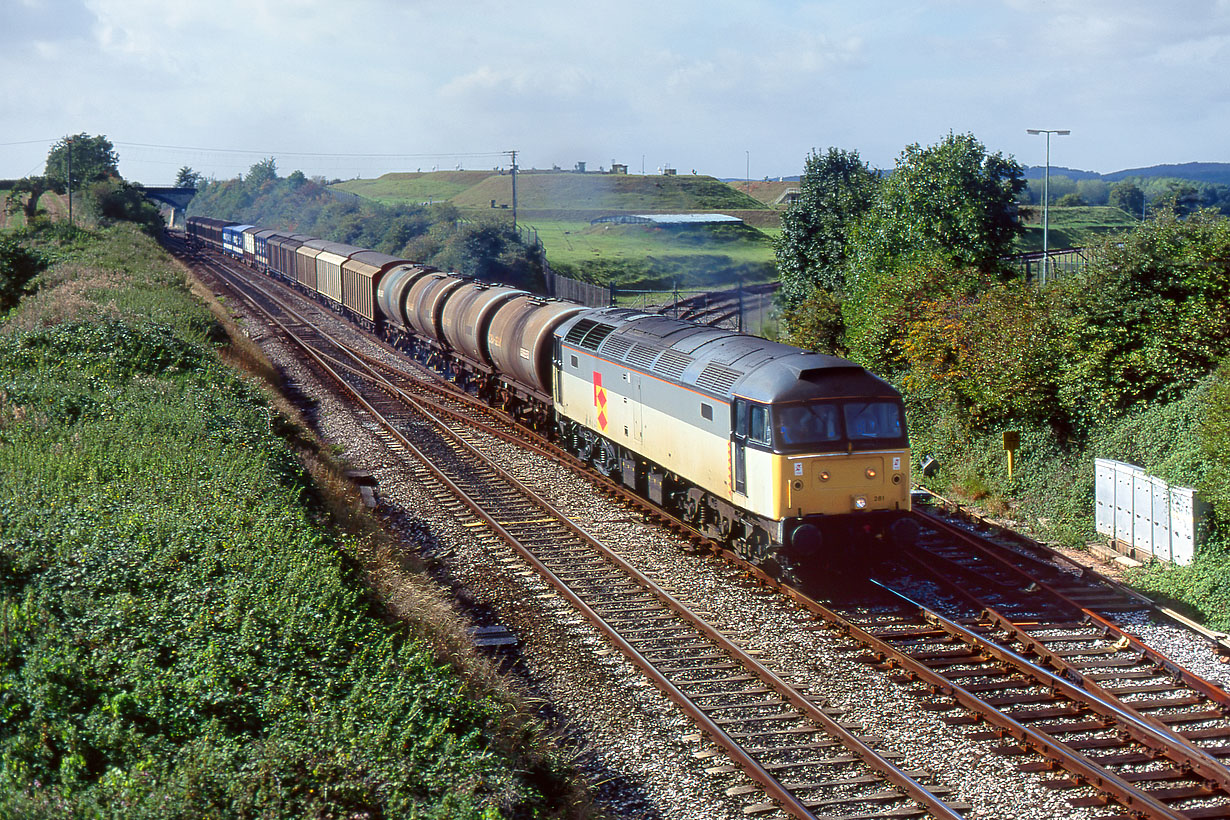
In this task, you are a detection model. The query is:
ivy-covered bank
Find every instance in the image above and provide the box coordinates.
[0,223,583,818]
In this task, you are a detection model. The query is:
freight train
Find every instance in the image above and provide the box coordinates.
[186,216,915,582]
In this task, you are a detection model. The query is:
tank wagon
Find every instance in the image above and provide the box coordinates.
[185,216,914,580]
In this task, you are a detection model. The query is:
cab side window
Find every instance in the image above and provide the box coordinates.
[734,400,749,437]
[749,404,770,445]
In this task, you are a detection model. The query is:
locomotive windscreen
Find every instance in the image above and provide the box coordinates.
[773,400,906,452]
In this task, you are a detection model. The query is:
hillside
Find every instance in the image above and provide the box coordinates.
[1103,162,1230,185]
[332,170,778,292]
[1022,162,1230,186]
[727,179,798,209]
[0,221,584,817]
[332,170,492,205]
[1016,204,1139,250]
[335,170,767,213]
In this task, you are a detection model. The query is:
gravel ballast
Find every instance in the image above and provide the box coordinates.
[205,265,1228,819]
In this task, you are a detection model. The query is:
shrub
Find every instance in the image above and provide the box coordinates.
[0,227,580,818]
[0,236,46,313]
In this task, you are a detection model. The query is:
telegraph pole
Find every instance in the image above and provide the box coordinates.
[66,136,73,227]
[507,149,518,231]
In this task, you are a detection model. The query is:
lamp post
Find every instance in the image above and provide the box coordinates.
[1026,128,1070,283]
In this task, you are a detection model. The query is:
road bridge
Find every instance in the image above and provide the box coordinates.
[140,186,196,229]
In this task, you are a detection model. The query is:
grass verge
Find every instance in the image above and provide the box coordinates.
[0,222,588,818]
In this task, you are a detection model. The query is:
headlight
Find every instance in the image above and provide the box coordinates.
[818,471,831,482]
[865,468,877,479]
[852,495,868,510]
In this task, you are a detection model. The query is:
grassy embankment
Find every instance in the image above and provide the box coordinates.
[0,219,585,818]
[1016,205,1140,251]
[333,171,781,290]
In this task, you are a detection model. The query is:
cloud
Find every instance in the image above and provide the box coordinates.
[0,0,96,48]
[2,0,1230,179]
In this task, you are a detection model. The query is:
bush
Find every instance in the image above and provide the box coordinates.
[900,280,1061,430]
[0,236,46,313]
[0,227,580,818]
[1053,209,1230,435]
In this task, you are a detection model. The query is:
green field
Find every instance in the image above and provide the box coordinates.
[334,171,776,289]
[1016,205,1139,251]
[526,219,777,289]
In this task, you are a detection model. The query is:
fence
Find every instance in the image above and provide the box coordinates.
[1005,247,1088,283]
[543,270,611,307]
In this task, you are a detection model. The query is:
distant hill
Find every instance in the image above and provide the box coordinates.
[1102,162,1230,185]
[1022,162,1230,185]
[1021,165,1105,181]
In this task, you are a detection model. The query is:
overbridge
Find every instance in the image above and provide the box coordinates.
[140,186,196,228]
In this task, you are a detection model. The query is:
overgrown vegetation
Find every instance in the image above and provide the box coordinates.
[778,133,1230,629]
[0,222,584,817]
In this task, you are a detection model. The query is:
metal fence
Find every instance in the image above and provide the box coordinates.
[1005,247,1088,283]
[543,270,611,306]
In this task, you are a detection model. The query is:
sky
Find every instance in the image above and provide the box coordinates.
[3,0,1229,185]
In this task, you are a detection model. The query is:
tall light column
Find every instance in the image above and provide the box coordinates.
[1026,128,1070,283]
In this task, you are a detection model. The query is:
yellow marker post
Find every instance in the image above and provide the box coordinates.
[1003,431,1020,480]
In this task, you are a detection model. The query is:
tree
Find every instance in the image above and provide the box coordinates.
[779,286,846,354]
[1056,192,1086,207]
[1054,209,1230,432]
[174,166,203,189]
[4,177,49,220]
[1108,181,1145,218]
[247,157,279,188]
[1076,178,1110,206]
[838,133,1026,377]
[846,132,1026,290]
[1156,181,1202,217]
[44,133,119,193]
[774,147,878,304]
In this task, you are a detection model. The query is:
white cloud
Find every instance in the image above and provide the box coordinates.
[2,0,1229,180]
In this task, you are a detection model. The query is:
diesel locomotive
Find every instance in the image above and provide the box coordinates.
[186,216,914,581]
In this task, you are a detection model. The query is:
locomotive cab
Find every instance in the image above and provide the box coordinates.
[731,359,913,567]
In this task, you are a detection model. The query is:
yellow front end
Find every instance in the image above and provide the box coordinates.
[778,450,912,519]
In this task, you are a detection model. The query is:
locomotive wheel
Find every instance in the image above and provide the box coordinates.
[575,429,596,462]
[681,490,703,524]
[890,515,922,547]
[593,438,619,478]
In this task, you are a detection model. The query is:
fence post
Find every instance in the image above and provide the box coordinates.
[737,279,744,333]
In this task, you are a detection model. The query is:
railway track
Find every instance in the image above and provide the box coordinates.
[654,281,778,328]
[820,583,1230,819]
[178,240,1230,817]
[182,245,966,820]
